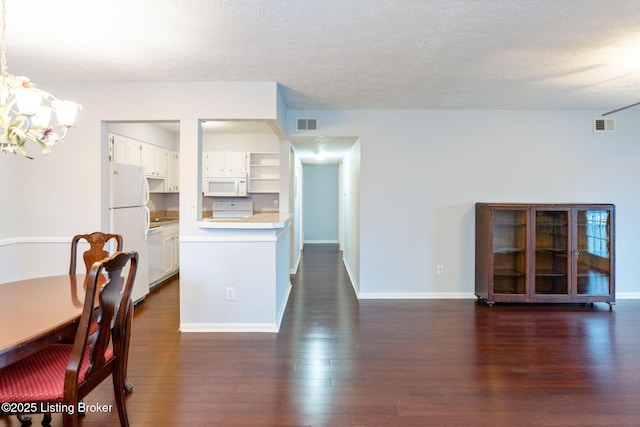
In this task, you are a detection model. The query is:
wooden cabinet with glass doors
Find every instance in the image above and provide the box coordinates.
[475,203,615,307]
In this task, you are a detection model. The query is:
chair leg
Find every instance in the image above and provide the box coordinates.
[61,410,77,427]
[123,299,134,394]
[41,413,52,425]
[113,371,130,427]
[16,414,31,426]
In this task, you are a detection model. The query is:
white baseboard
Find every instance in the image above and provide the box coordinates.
[290,250,301,275]
[343,256,359,295]
[180,283,292,334]
[179,323,279,333]
[276,283,292,330]
[616,293,640,299]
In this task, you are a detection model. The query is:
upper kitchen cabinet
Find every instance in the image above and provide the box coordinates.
[110,134,141,165]
[142,144,168,178]
[202,151,247,176]
[166,151,180,193]
[110,134,180,193]
[203,151,248,176]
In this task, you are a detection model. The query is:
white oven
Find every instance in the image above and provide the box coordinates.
[203,173,248,197]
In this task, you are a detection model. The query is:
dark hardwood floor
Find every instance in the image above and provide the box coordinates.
[4,243,640,426]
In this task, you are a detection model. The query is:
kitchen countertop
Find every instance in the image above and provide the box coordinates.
[149,217,178,228]
[199,212,292,229]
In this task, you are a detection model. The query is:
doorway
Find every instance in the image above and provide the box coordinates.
[302,164,340,244]
[289,136,361,295]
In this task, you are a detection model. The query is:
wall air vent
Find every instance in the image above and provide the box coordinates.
[593,118,615,132]
[297,118,318,132]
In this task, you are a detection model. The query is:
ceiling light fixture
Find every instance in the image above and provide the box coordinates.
[0,0,81,159]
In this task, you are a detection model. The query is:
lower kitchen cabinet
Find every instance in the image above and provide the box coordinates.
[475,203,615,307]
[160,223,179,279]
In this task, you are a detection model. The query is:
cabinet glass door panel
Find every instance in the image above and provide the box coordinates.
[534,210,569,295]
[492,210,526,294]
[575,208,612,295]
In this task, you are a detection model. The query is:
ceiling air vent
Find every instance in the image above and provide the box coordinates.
[593,118,615,132]
[297,118,318,132]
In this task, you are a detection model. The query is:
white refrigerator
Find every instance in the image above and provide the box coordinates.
[110,163,150,303]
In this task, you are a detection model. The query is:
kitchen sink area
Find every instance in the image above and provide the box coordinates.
[149,215,178,228]
[151,217,175,222]
[150,217,177,225]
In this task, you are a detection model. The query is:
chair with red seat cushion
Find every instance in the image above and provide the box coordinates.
[69,231,133,393]
[0,251,138,427]
[68,232,133,394]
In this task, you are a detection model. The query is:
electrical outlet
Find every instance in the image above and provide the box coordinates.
[436,265,444,276]
[225,287,236,301]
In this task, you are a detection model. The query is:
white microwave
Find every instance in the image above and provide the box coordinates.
[203,173,248,197]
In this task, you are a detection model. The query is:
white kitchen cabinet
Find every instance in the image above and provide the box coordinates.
[227,151,248,173]
[162,234,173,274]
[160,223,179,277]
[141,143,154,175]
[148,227,163,285]
[173,227,180,271]
[110,133,142,166]
[142,143,168,178]
[249,152,280,193]
[111,134,177,193]
[203,151,247,176]
[166,151,180,193]
[203,152,226,174]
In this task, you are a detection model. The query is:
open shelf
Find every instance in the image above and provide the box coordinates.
[249,152,279,194]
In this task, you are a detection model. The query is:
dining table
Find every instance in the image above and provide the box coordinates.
[0,273,91,369]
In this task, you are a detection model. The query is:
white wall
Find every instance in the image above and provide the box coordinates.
[0,81,281,282]
[3,81,639,304]
[341,139,361,293]
[287,109,640,299]
[0,155,20,282]
[302,164,339,243]
[290,155,303,273]
[178,228,290,332]
[202,132,279,152]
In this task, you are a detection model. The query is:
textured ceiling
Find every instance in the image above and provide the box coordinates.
[5,0,640,112]
[5,1,640,163]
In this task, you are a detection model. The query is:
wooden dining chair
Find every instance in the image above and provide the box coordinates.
[68,231,133,394]
[0,251,138,427]
[69,232,123,275]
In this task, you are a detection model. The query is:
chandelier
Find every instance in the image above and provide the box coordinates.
[0,0,81,159]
